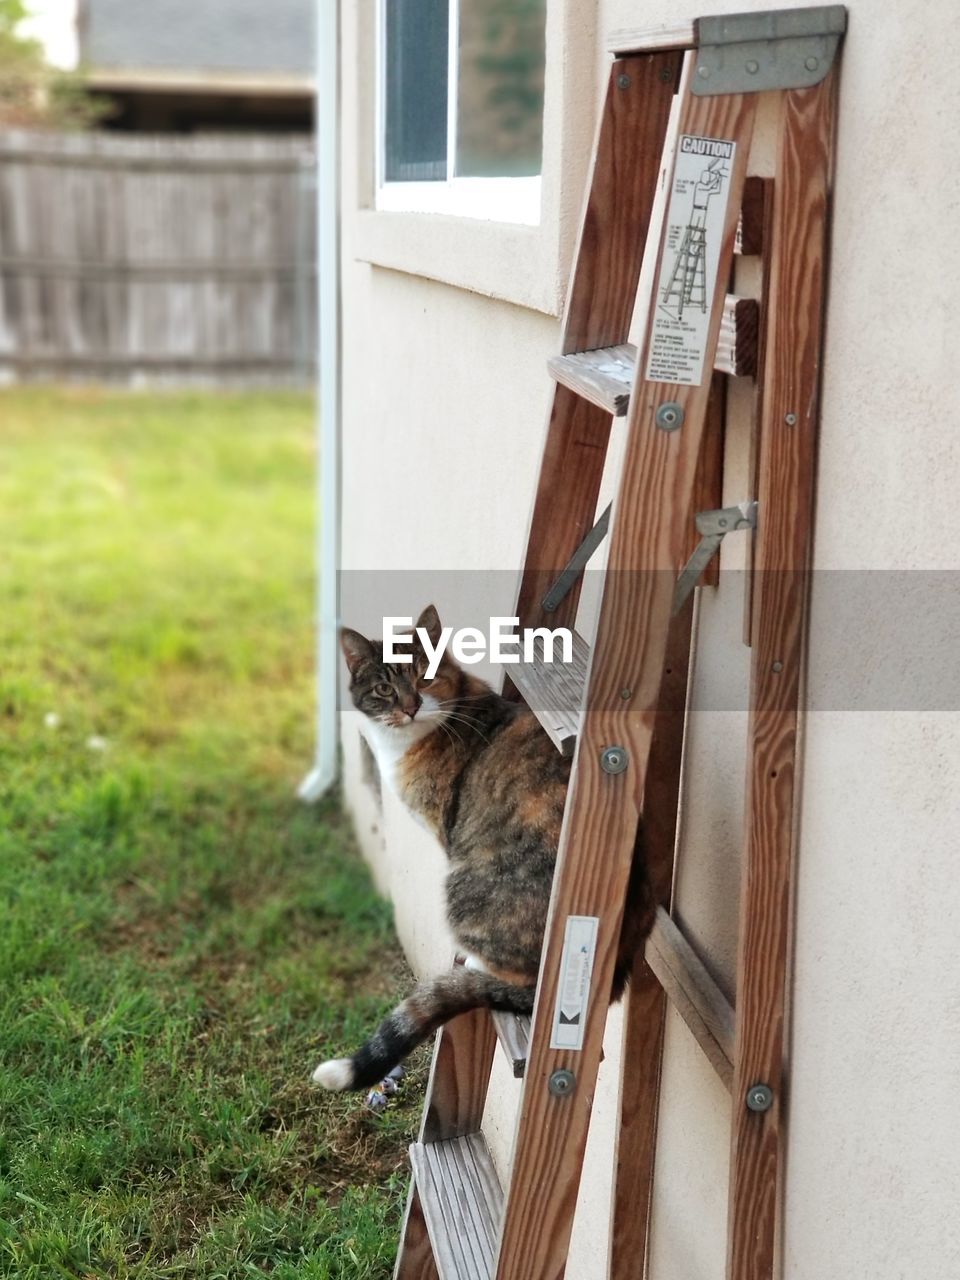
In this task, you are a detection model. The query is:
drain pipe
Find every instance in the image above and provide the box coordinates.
[298,0,340,802]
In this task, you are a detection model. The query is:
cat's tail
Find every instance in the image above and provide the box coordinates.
[312,967,534,1092]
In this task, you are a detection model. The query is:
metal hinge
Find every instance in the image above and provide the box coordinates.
[673,500,757,614]
[692,6,846,97]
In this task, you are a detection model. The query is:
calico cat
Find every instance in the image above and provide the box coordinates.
[312,605,653,1092]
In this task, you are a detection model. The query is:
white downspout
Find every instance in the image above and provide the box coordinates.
[298,0,340,802]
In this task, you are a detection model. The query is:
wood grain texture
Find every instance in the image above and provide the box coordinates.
[508,54,680,673]
[548,295,753,417]
[741,179,775,647]
[508,630,590,755]
[607,23,697,54]
[420,1004,497,1144]
[726,71,839,1280]
[393,1184,440,1280]
[491,1011,530,1078]
[547,344,635,416]
[692,372,727,589]
[495,72,758,1280]
[608,594,694,1280]
[0,130,315,384]
[646,907,735,1089]
[411,1135,503,1280]
[563,54,683,355]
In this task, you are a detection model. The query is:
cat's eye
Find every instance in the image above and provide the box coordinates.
[374,682,393,697]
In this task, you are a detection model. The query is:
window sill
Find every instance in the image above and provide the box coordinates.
[351,207,564,316]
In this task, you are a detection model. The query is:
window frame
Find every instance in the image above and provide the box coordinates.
[374,0,544,227]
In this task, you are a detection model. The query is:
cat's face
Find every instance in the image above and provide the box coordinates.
[340,605,458,732]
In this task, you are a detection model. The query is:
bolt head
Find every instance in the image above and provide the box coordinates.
[549,1069,576,1097]
[617,73,631,90]
[600,746,629,775]
[656,401,684,432]
[697,64,709,78]
[805,55,819,71]
[746,1083,774,1113]
[745,59,760,74]
[619,688,632,700]
[785,412,798,426]
[772,660,784,673]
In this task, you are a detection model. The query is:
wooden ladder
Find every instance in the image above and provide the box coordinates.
[393,8,845,1278]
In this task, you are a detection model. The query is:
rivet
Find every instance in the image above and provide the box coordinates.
[718,517,728,528]
[617,73,631,90]
[656,401,684,432]
[697,64,710,78]
[659,67,673,82]
[805,55,819,71]
[549,1069,576,1097]
[620,688,632,700]
[785,412,798,426]
[600,746,628,775]
[772,660,784,673]
[746,1083,774,1113]
[745,59,760,74]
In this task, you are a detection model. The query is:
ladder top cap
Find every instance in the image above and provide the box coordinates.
[609,5,846,63]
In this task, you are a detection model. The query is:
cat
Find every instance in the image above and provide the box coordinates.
[312,605,653,1091]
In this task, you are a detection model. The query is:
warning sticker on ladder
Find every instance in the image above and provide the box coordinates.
[550,915,599,1051]
[645,135,737,387]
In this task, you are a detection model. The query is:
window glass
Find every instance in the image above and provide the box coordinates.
[384,0,449,182]
[455,0,546,178]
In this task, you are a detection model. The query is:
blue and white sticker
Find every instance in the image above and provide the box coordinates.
[550,915,599,1051]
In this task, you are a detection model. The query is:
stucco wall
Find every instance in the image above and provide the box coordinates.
[338,1,960,1276]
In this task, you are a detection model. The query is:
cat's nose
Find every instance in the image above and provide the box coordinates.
[403,699,421,720]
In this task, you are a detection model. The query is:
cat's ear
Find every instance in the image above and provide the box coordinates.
[340,627,374,676]
[415,604,442,648]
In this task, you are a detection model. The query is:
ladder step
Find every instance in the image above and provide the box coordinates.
[548,296,758,416]
[644,906,735,1090]
[410,1133,503,1280]
[491,1010,530,1078]
[546,343,634,416]
[510,629,589,755]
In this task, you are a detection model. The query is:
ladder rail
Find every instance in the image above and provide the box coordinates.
[494,60,759,1280]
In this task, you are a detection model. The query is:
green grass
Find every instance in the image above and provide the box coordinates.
[0,388,422,1279]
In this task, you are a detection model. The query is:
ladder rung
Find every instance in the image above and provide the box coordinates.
[410,1133,503,1280]
[491,1010,530,1078]
[548,296,758,416]
[644,906,735,1091]
[547,343,634,416]
[510,630,589,756]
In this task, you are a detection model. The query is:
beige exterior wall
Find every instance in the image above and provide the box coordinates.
[338,2,960,1276]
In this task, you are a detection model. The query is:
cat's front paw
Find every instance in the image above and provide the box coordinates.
[312,1057,355,1091]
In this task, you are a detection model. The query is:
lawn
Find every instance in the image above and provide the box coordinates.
[0,388,422,1279]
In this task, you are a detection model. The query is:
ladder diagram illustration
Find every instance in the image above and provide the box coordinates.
[662,158,728,319]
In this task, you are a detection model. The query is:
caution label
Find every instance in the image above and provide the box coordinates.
[550,915,599,1052]
[645,134,737,387]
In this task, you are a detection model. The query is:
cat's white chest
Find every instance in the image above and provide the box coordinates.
[360,701,441,805]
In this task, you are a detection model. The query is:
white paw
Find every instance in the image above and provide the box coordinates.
[312,1057,355,1090]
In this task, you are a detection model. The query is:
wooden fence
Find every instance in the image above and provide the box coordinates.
[0,131,316,384]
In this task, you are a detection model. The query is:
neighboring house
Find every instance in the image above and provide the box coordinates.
[330,2,959,1279]
[78,0,314,130]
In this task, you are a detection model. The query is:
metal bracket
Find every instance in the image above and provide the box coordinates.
[673,500,757,614]
[692,6,846,97]
[541,504,611,613]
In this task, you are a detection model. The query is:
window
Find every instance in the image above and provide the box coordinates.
[377,0,546,225]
